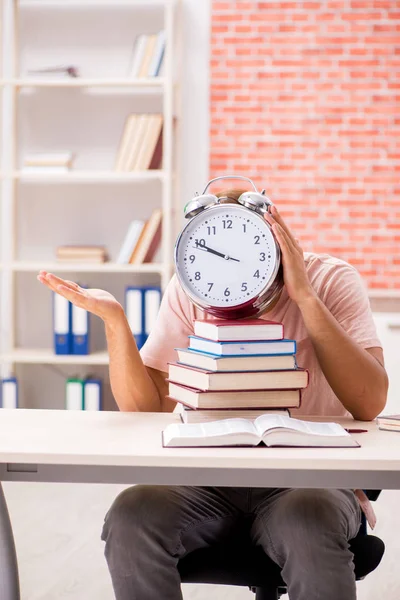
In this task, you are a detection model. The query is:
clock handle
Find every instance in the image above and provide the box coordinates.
[201,175,259,195]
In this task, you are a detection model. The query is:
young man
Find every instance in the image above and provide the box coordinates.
[38,190,388,600]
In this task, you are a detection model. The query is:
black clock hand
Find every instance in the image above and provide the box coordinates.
[192,243,240,262]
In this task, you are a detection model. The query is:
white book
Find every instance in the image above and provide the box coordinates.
[144,288,161,337]
[148,30,166,77]
[84,380,102,411]
[116,220,146,264]
[22,166,70,174]
[163,415,360,448]
[126,288,143,338]
[114,115,137,172]
[1,378,18,409]
[124,114,151,172]
[189,337,296,357]
[24,152,73,165]
[66,380,84,410]
[181,408,290,424]
[128,34,149,78]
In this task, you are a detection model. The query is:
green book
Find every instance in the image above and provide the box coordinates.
[65,377,85,410]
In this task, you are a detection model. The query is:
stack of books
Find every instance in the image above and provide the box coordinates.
[128,31,165,78]
[168,319,308,424]
[163,321,360,449]
[377,414,400,432]
[22,152,74,174]
[114,113,163,172]
[116,208,162,264]
[56,245,108,264]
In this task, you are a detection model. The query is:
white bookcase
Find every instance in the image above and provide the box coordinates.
[0,0,182,409]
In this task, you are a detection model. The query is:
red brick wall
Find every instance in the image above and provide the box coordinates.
[210,0,400,289]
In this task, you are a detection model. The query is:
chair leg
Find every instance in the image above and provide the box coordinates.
[0,483,21,600]
[254,587,279,600]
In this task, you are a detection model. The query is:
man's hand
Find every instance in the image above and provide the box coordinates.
[264,205,316,306]
[37,271,123,323]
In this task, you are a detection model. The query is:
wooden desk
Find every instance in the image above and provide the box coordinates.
[0,409,399,490]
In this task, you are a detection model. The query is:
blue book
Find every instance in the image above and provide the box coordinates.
[53,293,72,354]
[84,378,102,411]
[72,300,89,355]
[188,337,297,357]
[143,286,161,346]
[0,377,18,409]
[125,287,146,349]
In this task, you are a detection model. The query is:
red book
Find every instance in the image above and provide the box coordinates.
[193,318,284,342]
[167,381,302,410]
[168,363,309,392]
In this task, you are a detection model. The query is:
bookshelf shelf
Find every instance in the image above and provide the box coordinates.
[8,170,165,183]
[11,261,167,273]
[2,349,109,365]
[1,77,166,89]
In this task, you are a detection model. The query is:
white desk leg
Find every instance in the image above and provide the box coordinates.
[0,483,20,600]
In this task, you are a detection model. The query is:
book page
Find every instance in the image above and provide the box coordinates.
[164,419,259,441]
[254,414,349,437]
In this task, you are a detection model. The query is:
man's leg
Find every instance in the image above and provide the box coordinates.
[250,488,361,600]
[101,485,242,600]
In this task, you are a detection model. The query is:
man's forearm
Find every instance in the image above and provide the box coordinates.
[297,295,388,420]
[104,307,161,412]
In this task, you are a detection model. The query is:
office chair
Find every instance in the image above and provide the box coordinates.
[178,492,385,600]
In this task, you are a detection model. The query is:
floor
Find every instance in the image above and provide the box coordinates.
[3,482,400,600]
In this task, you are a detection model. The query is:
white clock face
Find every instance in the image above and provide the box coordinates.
[175,204,279,308]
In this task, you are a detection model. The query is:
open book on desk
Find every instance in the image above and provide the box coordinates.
[162,414,360,448]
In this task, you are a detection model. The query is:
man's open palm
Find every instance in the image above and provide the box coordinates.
[37,271,123,323]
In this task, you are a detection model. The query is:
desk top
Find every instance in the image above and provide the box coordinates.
[0,409,399,489]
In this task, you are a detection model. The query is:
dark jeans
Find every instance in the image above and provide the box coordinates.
[101,485,361,600]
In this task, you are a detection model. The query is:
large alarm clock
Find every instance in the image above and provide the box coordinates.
[174,175,284,319]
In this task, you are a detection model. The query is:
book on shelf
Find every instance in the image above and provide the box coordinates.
[134,115,163,171]
[123,114,150,171]
[162,414,360,448]
[0,377,18,409]
[129,207,162,264]
[115,114,137,171]
[175,348,297,372]
[125,286,161,349]
[168,382,302,410]
[84,378,102,411]
[138,34,158,78]
[22,166,71,174]
[116,220,146,264]
[56,245,107,263]
[24,152,74,167]
[128,31,165,78]
[188,336,296,357]
[114,113,163,172]
[180,407,290,424]
[168,363,309,392]
[148,30,166,77]
[128,34,148,78]
[194,319,284,342]
[66,378,84,410]
[377,414,400,432]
